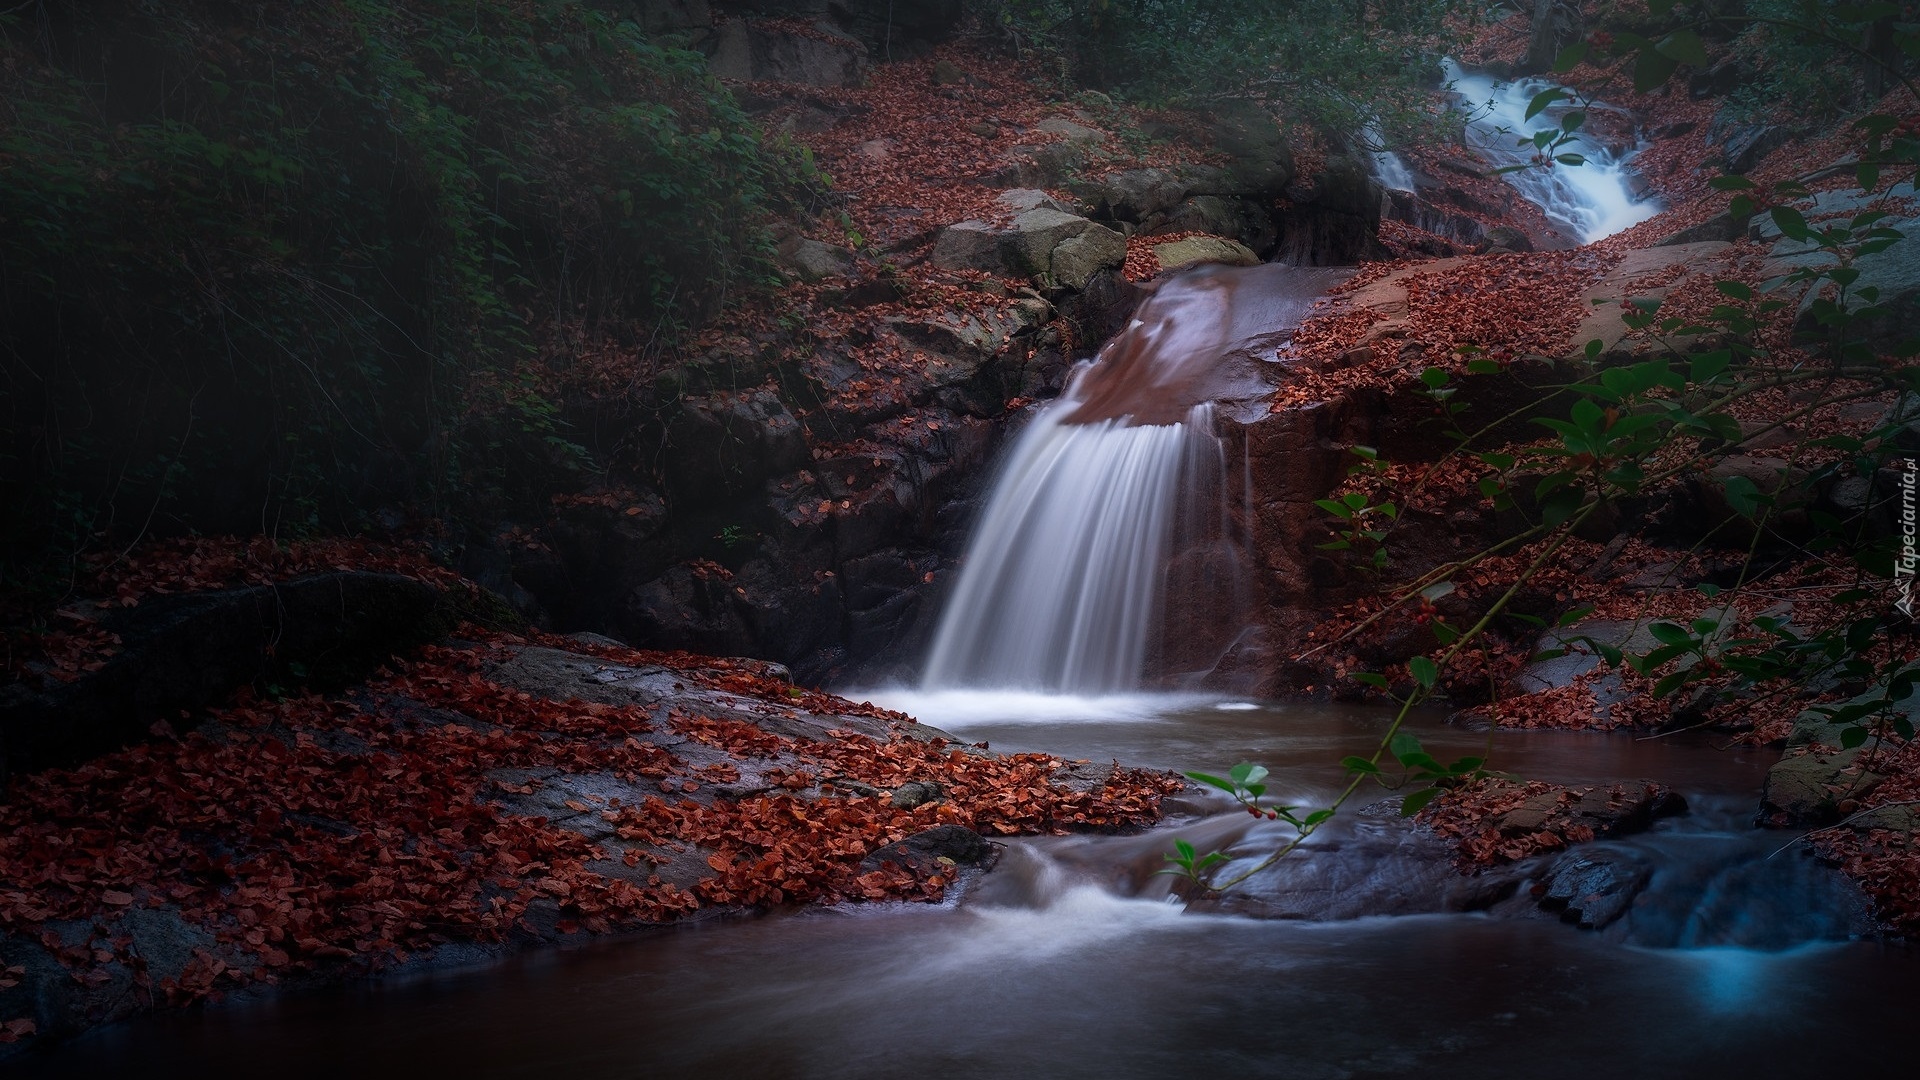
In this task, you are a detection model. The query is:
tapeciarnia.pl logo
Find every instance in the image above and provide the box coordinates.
[1900,458,1918,619]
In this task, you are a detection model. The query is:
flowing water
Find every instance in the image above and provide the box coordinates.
[1361,117,1418,193]
[921,263,1348,694]
[1445,59,1660,242]
[27,699,1919,1080]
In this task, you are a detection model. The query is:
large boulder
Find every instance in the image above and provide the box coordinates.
[1160,194,1276,252]
[1758,189,1920,350]
[1194,99,1295,195]
[1148,235,1260,275]
[706,18,869,86]
[777,236,856,282]
[1070,167,1189,222]
[930,189,1125,289]
[1763,747,1882,825]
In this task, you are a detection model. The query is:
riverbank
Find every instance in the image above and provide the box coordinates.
[0,569,1179,1051]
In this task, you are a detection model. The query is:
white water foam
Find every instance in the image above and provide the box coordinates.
[854,687,1216,730]
[1445,58,1659,242]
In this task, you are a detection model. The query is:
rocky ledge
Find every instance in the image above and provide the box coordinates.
[0,626,1179,1054]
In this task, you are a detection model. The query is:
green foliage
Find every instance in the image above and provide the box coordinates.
[977,0,1469,130]
[1723,0,1915,123]
[0,0,795,581]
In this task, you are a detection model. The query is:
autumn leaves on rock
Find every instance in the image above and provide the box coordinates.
[0,626,1178,1035]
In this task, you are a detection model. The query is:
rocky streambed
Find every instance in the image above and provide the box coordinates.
[10,691,1917,1079]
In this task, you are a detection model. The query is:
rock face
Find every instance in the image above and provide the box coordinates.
[1272,155,1386,265]
[1757,188,1920,349]
[663,387,809,504]
[0,572,452,777]
[1763,748,1882,825]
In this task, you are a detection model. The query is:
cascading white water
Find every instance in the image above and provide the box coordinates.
[919,389,1221,694]
[911,263,1346,701]
[1445,58,1659,242]
[1361,117,1417,193]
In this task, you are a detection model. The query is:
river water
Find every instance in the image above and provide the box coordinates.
[26,697,1918,1080]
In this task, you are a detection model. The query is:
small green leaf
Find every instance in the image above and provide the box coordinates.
[1771,206,1811,242]
[1634,50,1679,93]
[1525,87,1570,122]
[1655,29,1709,68]
[1400,786,1440,816]
[1409,656,1438,688]
[1553,42,1590,71]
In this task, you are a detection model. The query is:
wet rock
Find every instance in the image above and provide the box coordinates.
[1187,805,1534,921]
[858,824,996,876]
[889,780,943,808]
[1272,155,1383,265]
[1475,224,1533,254]
[1149,235,1261,274]
[1536,848,1651,929]
[0,572,446,777]
[1489,781,1686,839]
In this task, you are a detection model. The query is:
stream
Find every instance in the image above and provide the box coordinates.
[23,697,1920,1079]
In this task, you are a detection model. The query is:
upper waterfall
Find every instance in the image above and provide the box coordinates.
[1445,58,1659,242]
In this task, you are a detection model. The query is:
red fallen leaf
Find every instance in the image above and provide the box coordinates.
[101,890,134,906]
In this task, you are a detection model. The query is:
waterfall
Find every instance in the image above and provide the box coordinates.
[916,264,1349,696]
[919,392,1222,694]
[1361,117,1417,193]
[1444,58,1659,242]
